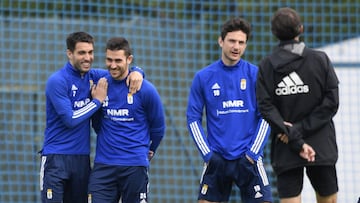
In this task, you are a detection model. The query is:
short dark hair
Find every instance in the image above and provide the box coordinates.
[220,17,251,41]
[105,37,132,57]
[271,7,302,41]
[66,32,94,52]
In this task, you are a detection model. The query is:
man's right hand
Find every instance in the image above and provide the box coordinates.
[300,143,316,162]
[91,77,108,103]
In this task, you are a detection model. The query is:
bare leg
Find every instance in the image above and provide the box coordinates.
[280,194,301,203]
[198,200,219,203]
[316,192,337,203]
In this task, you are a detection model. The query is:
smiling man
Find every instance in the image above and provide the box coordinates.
[186,17,272,203]
[40,32,144,203]
[88,37,165,203]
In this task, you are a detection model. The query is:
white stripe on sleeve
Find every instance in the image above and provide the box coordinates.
[190,121,210,156]
[72,101,98,119]
[250,120,269,154]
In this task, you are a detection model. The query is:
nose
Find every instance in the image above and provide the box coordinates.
[84,53,93,61]
[233,42,241,50]
[110,61,117,69]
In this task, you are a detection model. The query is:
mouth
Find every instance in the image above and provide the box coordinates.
[110,68,119,72]
[82,62,91,68]
[231,51,239,56]
[110,69,120,75]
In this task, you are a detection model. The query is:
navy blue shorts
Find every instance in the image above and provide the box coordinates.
[198,153,272,203]
[277,165,338,198]
[88,163,148,203]
[40,154,90,203]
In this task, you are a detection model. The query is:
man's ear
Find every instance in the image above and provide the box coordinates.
[127,55,134,64]
[218,36,223,47]
[66,49,72,59]
[298,24,304,34]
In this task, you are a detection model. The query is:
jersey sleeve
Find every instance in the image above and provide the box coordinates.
[46,75,102,128]
[90,68,108,81]
[143,82,165,153]
[130,66,145,78]
[246,118,271,162]
[90,66,145,82]
[186,73,212,162]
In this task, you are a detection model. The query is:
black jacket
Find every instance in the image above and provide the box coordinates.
[256,40,339,174]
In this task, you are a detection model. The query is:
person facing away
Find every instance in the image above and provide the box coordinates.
[256,7,339,203]
[87,37,166,203]
[40,31,144,203]
[186,17,272,203]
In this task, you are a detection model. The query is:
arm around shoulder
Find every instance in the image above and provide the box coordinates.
[127,66,145,94]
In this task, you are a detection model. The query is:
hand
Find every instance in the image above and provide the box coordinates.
[126,71,143,94]
[148,150,155,161]
[91,77,108,103]
[299,143,316,162]
[277,133,289,144]
[277,121,293,144]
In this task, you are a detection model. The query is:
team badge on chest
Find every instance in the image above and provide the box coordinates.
[127,93,133,104]
[240,78,246,90]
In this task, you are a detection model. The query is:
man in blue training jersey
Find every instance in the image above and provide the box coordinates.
[186,17,272,203]
[88,37,166,203]
[40,31,144,203]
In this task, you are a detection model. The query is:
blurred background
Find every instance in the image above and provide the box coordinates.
[0,0,359,202]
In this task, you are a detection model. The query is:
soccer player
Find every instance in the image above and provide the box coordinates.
[256,7,339,203]
[40,31,144,203]
[88,37,166,203]
[186,17,272,203]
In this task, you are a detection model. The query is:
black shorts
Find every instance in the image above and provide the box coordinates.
[40,154,91,203]
[198,152,272,203]
[88,163,148,203]
[277,165,338,198]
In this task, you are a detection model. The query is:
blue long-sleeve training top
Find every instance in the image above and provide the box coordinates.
[42,62,107,155]
[186,59,270,163]
[92,75,165,167]
[42,63,144,155]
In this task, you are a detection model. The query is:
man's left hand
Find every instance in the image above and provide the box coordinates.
[127,71,143,94]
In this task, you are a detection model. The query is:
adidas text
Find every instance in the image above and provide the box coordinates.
[275,85,309,95]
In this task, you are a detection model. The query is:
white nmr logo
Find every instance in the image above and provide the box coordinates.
[275,71,309,96]
[222,100,244,108]
[74,98,91,108]
[107,109,129,116]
